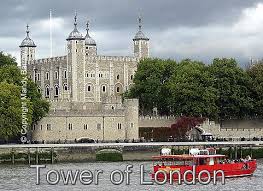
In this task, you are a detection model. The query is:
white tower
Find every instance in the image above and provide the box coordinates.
[133,16,149,59]
[19,25,36,69]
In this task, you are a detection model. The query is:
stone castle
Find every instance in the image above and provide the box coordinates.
[20,14,263,143]
[20,14,149,142]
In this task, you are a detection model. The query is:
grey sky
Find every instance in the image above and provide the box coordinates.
[1,0,263,65]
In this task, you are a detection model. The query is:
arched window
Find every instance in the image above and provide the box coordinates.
[54,85,59,97]
[102,85,106,92]
[130,75,133,80]
[45,85,50,98]
[87,85,91,92]
[64,84,68,91]
[55,71,59,79]
[116,87,120,93]
[46,72,49,80]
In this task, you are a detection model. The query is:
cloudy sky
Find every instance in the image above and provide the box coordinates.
[1,0,263,66]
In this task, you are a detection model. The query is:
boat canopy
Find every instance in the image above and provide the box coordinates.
[152,154,226,161]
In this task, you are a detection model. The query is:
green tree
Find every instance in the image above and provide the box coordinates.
[0,52,49,141]
[0,82,33,141]
[168,59,218,118]
[127,58,177,115]
[0,51,17,67]
[209,58,253,119]
[247,63,263,116]
[27,80,50,123]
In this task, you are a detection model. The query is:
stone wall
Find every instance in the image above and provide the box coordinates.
[139,116,177,128]
[200,119,263,139]
[138,116,263,140]
[31,99,139,142]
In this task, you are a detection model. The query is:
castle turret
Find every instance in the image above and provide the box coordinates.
[85,20,97,55]
[66,13,85,102]
[133,16,149,59]
[19,25,36,69]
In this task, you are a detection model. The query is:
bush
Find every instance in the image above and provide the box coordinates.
[96,149,123,162]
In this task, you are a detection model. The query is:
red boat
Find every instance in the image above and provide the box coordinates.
[152,148,257,183]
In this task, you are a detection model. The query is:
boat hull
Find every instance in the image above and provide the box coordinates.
[152,159,257,181]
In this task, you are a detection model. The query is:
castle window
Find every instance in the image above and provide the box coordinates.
[116,74,120,80]
[64,84,68,91]
[76,49,78,52]
[117,123,122,130]
[87,85,91,92]
[45,85,50,98]
[130,123,134,128]
[54,85,59,97]
[130,75,133,80]
[40,125,42,131]
[55,71,59,79]
[47,124,52,131]
[116,87,120,93]
[46,72,49,80]
[84,124,88,130]
[86,73,89,77]
[97,123,101,130]
[102,85,106,92]
[36,73,40,81]
[33,124,36,131]
[38,88,41,93]
[64,70,67,79]
[68,123,73,130]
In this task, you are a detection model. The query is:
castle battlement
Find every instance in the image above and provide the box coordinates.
[139,115,177,120]
[29,56,67,65]
[87,55,139,62]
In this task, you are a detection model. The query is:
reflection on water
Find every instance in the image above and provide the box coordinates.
[0,159,262,191]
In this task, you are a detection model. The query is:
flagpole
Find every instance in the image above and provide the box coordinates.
[50,9,53,58]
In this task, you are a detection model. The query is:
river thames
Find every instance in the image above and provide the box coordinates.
[0,159,262,191]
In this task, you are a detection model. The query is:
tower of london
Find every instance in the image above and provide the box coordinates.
[20,14,149,142]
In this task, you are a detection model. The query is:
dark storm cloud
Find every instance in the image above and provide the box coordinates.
[1,0,263,65]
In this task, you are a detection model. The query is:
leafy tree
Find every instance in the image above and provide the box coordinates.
[0,82,33,141]
[247,63,263,116]
[209,58,253,119]
[0,51,17,67]
[0,65,22,85]
[168,59,218,118]
[127,57,257,121]
[127,58,177,115]
[171,116,205,141]
[0,52,49,141]
[26,80,49,123]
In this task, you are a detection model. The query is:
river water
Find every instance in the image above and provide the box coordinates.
[0,159,262,191]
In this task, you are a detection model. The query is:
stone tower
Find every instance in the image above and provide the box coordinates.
[66,13,85,102]
[133,16,149,59]
[85,20,97,55]
[19,25,36,70]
